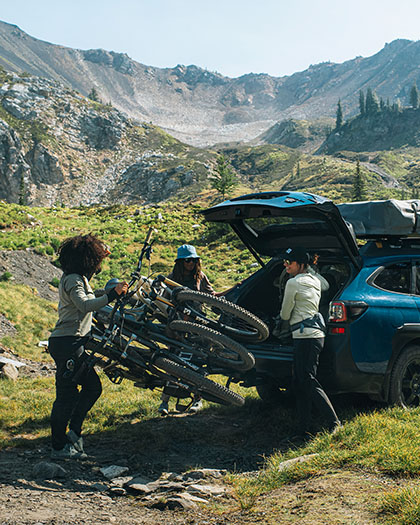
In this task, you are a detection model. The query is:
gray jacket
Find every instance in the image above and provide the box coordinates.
[50,273,110,338]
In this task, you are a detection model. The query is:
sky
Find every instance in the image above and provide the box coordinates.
[1,0,420,78]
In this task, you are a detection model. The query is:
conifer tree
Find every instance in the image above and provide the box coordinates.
[352,159,366,201]
[211,154,238,199]
[18,172,25,205]
[365,88,380,115]
[88,87,100,102]
[359,90,365,116]
[410,83,419,109]
[335,100,343,130]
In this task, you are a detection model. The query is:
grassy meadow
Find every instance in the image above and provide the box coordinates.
[1,198,420,523]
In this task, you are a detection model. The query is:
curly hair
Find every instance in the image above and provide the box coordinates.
[58,234,109,279]
[171,258,202,286]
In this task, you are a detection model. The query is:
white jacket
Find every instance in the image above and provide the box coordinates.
[280,272,324,339]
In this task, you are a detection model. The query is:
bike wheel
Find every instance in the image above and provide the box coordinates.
[154,356,245,406]
[169,320,255,371]
[173,290,269,342]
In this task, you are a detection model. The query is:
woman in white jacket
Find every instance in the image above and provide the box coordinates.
[280,247,341,437]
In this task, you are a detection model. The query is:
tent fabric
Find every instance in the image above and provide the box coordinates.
[337,199,420,237]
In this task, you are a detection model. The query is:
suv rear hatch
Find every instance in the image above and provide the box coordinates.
[203,191,361,267]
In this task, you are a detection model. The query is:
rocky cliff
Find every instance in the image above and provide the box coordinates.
[0,69,214,206]
[1,21,420,147]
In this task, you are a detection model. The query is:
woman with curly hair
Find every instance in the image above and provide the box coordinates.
[49,234,127,460]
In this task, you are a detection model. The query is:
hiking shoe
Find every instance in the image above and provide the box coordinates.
[158,400,169,415]
[51,443,87,460]
[67,429,84,453]
[189,399,203,413]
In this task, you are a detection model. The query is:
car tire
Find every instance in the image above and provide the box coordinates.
[256,379,294,406]
[388,344,420,407]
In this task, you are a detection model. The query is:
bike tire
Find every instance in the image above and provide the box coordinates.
[169,320,255,371]
[174,289,269,342]
[154,356,245,407]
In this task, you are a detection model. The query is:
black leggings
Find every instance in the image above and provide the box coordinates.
[49,336,102,450]
[293,337,339,433]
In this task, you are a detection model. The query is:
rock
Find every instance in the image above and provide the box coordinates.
[278,453,320,472]
[0,363,19,381]
[100,465,129,479]
[126,482,153,495]
[92,482,109,492]
[110,476,133,487]
[145,480,186,493]
[108,487,127,496]
[183,468,226,480]
[186,483,227,497]
[33,461,67,479]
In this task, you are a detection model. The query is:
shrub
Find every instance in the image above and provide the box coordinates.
[0,271,12,282]
[50,277,60,288]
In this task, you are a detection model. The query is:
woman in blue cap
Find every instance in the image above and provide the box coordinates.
[159,244,215,415]
[168,244,215,294]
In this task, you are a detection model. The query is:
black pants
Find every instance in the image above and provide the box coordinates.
[293,337,339,433]
[49,336,102,450]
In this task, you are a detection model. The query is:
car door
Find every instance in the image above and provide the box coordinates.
[348,260,418,373]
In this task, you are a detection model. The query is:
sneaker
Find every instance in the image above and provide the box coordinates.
[67,429,84,453]
[158,400,169,415]
[189,399,203,413]
[51,443,87,460]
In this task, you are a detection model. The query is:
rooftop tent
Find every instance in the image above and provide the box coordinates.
[337,199,420,238]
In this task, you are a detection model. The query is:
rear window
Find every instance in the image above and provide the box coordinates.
[373,262,412,294]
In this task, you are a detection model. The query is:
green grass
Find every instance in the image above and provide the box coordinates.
[228,406,420,513]
[379,485,420,524]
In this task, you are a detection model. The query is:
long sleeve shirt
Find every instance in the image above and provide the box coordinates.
[280,272,324,339]
[50,273,110,338]
[168,271,215,294]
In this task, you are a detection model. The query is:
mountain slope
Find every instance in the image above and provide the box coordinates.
[0,69,215,206]
[1,21,420,146]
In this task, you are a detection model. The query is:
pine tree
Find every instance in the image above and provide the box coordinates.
[88,87,100,102]
[365,88,380,115]
[211,155,238,199]
[352,159,366,201]
[18,172,25,205]
[410,83,419,109]
[359,90,365,116]
[335,100,343,130]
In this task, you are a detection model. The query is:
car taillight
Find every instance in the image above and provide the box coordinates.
[331,327,346,334]
[329,302,347,322]
[329,301,368,322]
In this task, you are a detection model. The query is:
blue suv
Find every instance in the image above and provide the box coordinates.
[203,191,420,407]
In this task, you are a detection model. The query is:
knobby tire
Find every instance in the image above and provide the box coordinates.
[169,320,255,371]
[174,289,269,342]
[154,356,245,406]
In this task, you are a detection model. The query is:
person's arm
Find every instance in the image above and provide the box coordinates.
[199,273,216,295]
[280,279,297,321]
[66,276,127,314]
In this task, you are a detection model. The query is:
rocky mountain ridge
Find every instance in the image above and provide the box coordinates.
[1,21,420,146]
[0,69,214,206]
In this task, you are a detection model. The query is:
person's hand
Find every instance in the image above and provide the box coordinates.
[115,281,128,295]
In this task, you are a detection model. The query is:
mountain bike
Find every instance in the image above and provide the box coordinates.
[85,228,268,406]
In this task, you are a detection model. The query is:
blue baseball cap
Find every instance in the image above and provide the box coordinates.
[176,244,200,260]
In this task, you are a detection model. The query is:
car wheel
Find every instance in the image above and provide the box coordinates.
[256,379,293,406]
[389,345,420,407]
